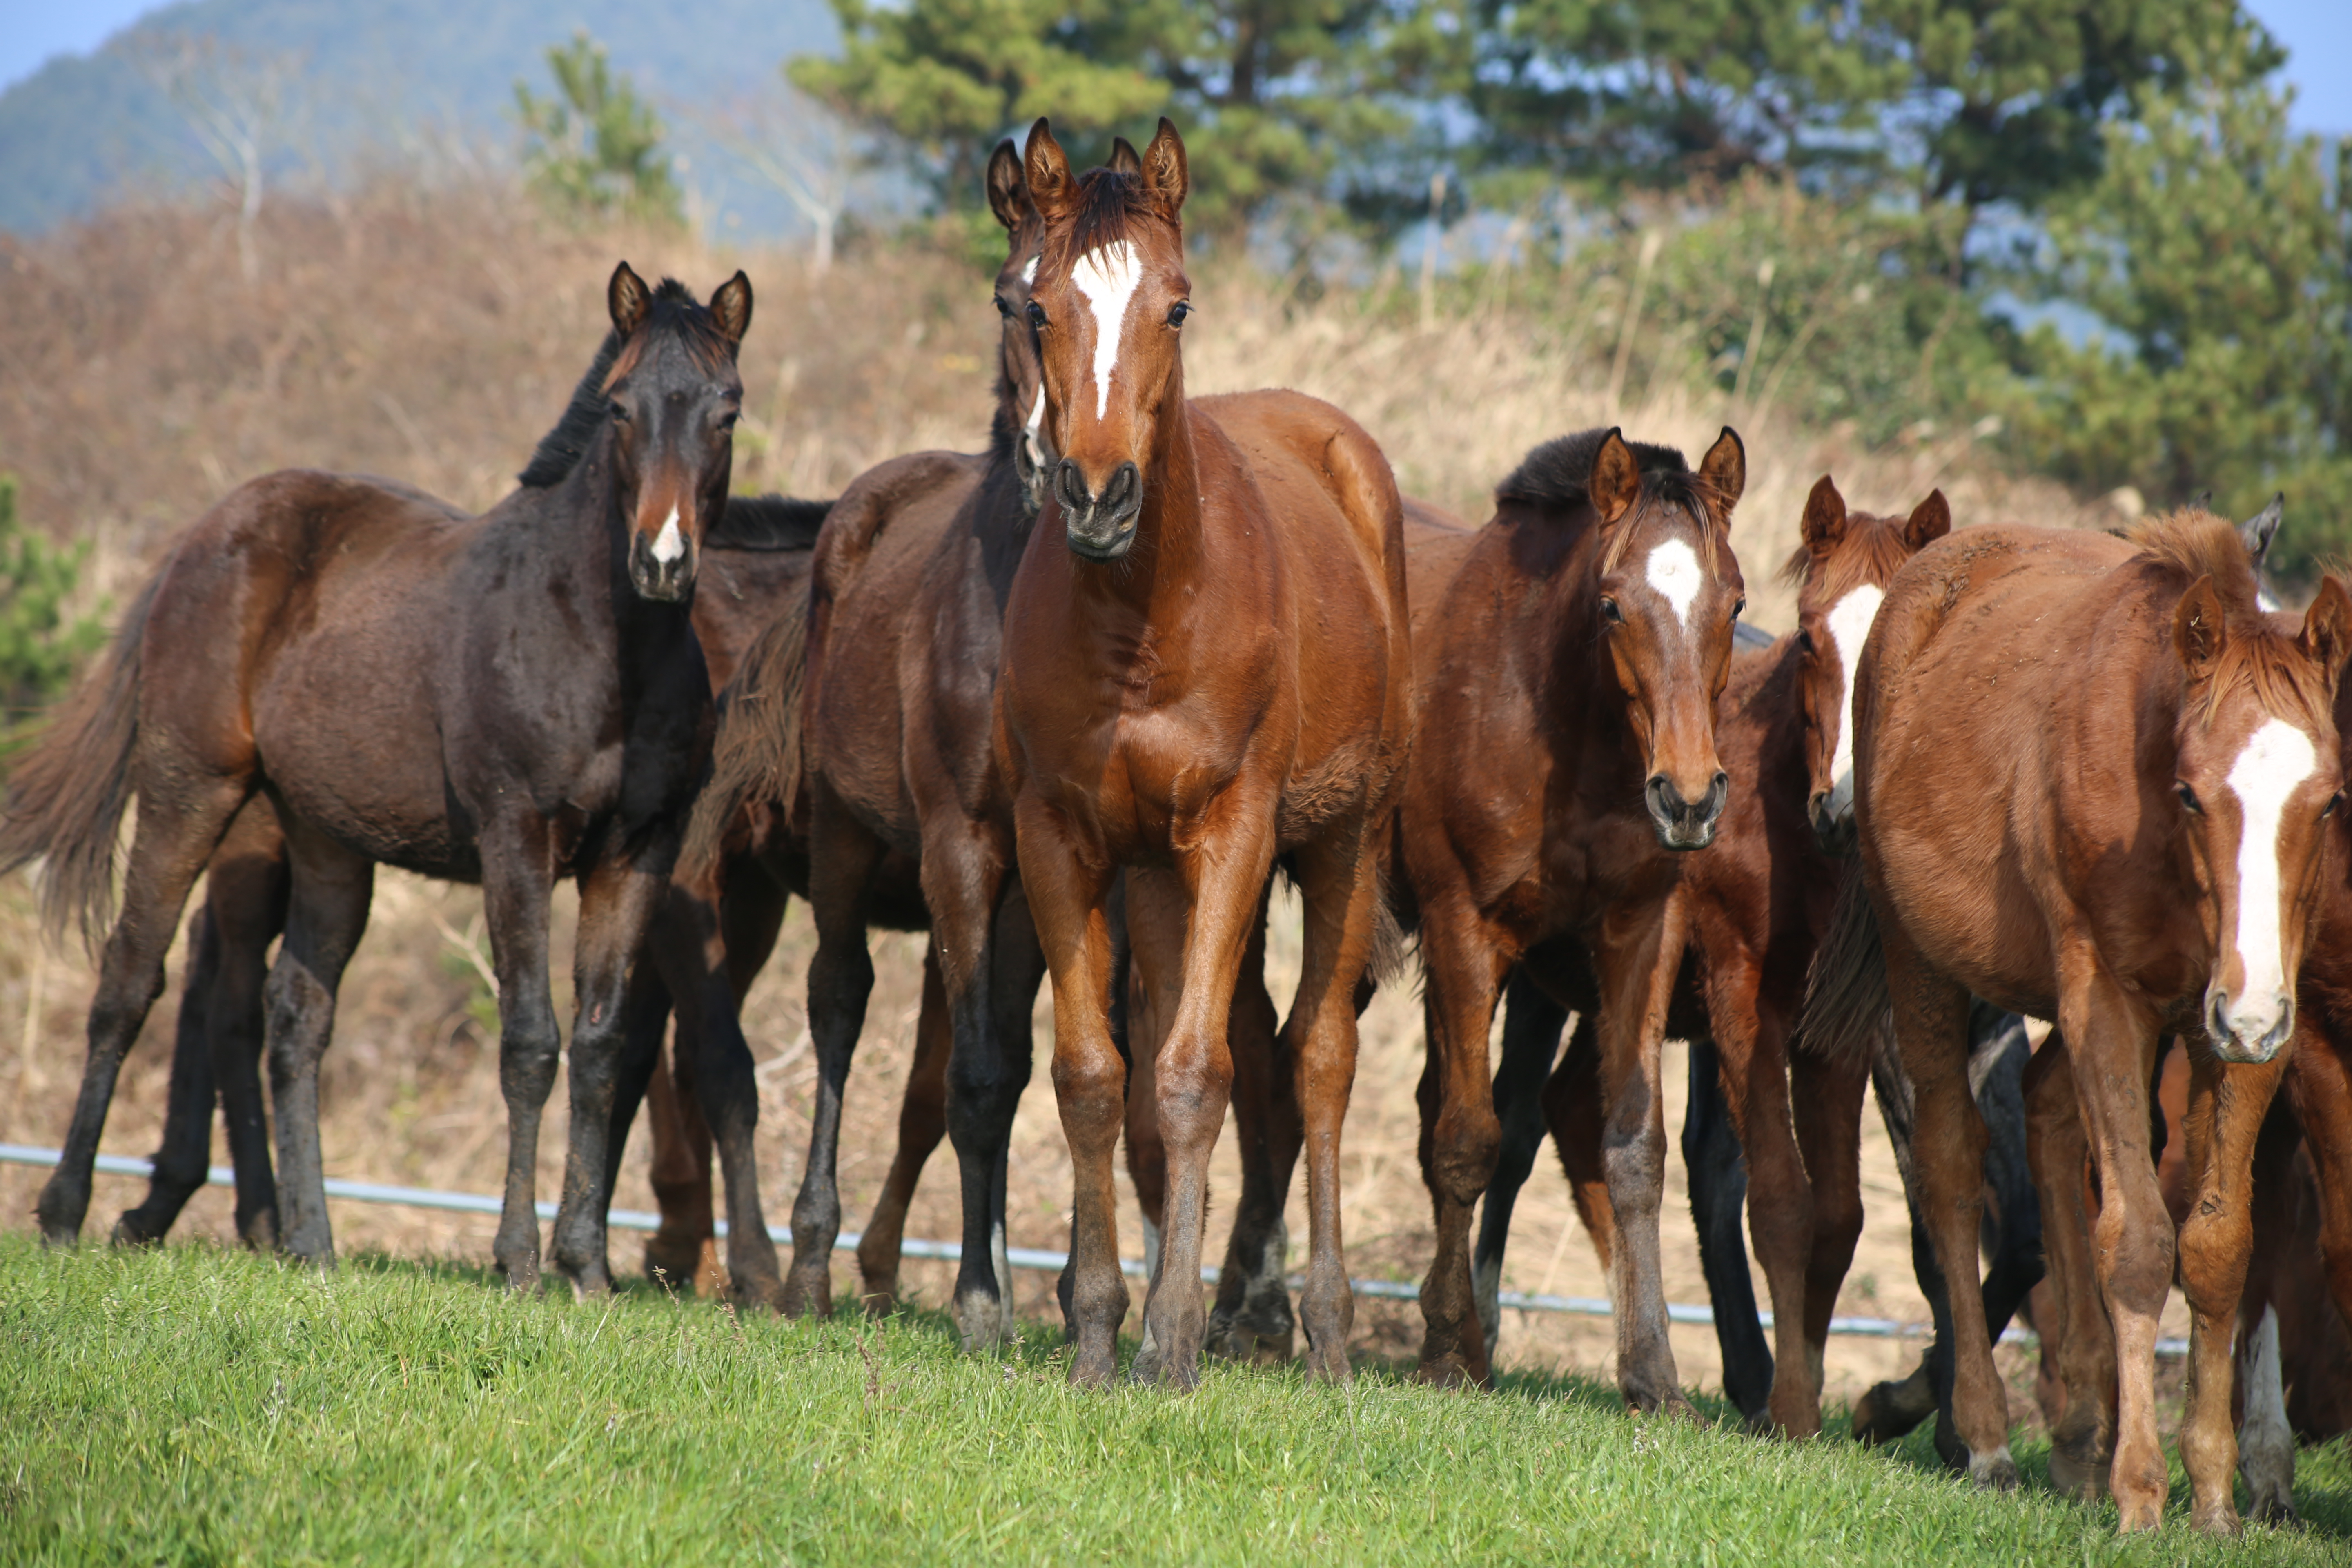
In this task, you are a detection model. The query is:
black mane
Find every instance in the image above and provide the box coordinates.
[519,279,712,489]
[1497,428,1696,512]
[709,495,831,552]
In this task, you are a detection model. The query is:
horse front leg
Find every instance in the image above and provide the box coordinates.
[476,815,559,1289]
[1588,893,1693,1418]
[2058,960,2169,1532]
[549,839,671,1297]
[1016,794,1123,1385]
[2174,1045,2288,1536]
[792,791,887,1316]
[2022,1032,2113,1500]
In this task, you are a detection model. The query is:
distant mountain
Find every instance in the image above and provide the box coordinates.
[0,0,842,236]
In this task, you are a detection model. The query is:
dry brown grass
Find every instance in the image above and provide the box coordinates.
[0,175,2179,1408]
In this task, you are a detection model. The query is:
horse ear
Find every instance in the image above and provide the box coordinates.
[707,271,752,351]
[2173,576,2230,682]
[2240,492,2284,570]
[2301,575,2352,697]
[1800,475,1846,559]
[1139,118,1188,221]
[1904,488,1952,550]
[2189,489,2213,513]
[986,139,1031,230]
[1699,426,1745,523]
[1589,428,1641,527]
[608,261,651,339]
[1024,118,1076,221]
[1109,137,1143,176]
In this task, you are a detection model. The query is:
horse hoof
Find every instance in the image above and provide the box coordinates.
[496,1251,540,1293]
[110,1212,166,1248]
[2244,1491,2297,1529]
[780,1272,833,1319]
[954,1288,1009,1352]
[1303,1340,1352,1386]
[2047,1437,2113,1501]
[729,1270,788,1314]
[237,1210,279,1253]
[1416,1354,1482,1389]
[1967,1447,2019,1493]
[2114,1495,2163,1535]
[641,1229,706,1288]
[2189,1500,2243,1538]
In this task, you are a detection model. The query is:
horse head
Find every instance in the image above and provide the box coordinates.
[1021,116,1192,561]
[2158,516,2352,1061]
[984,139,1054,514]
[602,261,752,602]
[1589,427,1748,849]
[1788,476,1951,853]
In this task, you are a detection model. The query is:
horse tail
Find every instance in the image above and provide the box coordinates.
[0,567,163,951]
[1795,864,1892,1068]
[682,590,808,882]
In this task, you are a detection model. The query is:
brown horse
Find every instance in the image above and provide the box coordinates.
[1803,512,2351,1533]
[1474,477,1942,1432]
[995,118,1411,1387]
[1,265,757,1298]
[1399,425,1748,1402]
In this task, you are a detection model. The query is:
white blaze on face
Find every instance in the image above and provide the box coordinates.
[2221,716,2319,1042]
[1644,537,1702,629]
[1068,241,1143,421]
[650,505,685,564]
[1822,584,1885,816]
[1021,254,1039,285]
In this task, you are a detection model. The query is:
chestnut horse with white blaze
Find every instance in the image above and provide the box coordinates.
[1399,425,1748,1403]
[1803,513,2352,1534]
[995,118,1411,1387]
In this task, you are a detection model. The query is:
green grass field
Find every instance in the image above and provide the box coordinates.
[3,1237,2348,1565]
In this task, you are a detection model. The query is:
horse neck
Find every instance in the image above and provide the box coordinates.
[1540,513,1636,752]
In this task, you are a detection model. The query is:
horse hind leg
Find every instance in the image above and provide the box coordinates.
[1473,969,1569,1370]
[263,827,376,1269]
[1684,1033,1773,1428]
[943,876,1043,1351]
[111,902,225,1246]
[1209,891,1300,1363]
[857,939,951,1312]
[37,779,248,1246]
[2234,1094,2301,1527]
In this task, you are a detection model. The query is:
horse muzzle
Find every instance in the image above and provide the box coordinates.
[1647,771,1728,851]
[1056,459,1141,561]
[1808,786,1857,856]
[628,525,697,602]
[2206,987,2294,1064]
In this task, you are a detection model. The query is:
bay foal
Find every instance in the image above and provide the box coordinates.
[1401,426,1747,1403]
[2,266,757,1296]
[996,119,1410,1386]
[1806,513,2350,1532]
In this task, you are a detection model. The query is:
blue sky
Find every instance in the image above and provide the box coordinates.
[1,0,2346,131]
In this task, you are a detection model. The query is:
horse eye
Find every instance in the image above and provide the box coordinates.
[1797,630,1815,655]
[1599,597,1624,625]
[1731,597,1746,621]
[1026,301,1048,329]
[608,401,630,424]
[2327,792,2344,820]
[993,294,1013,319]
[717,410,740,431]
[1168,301,1192,326]
[2176,782,2202,815]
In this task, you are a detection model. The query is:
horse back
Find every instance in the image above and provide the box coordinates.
[1194,390,1405,604]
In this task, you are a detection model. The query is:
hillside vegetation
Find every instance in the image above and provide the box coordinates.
[4,1240,2348,1565]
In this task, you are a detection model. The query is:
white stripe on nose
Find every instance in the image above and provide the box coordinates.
[1824,584,1884,811]
[1021,254,1039,285]
[651,506,684,565]
[2221,716,2317,1045]
[1069,241,1142,421]
[1644,538,1702,628]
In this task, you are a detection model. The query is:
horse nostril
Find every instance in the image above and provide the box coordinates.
[1105,461,1140,515]
[2209,991,2232,1040]
[1055,459,1090,512]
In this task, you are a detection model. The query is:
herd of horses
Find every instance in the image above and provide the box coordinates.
[11,117,2352,1537]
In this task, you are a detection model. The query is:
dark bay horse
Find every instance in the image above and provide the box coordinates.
[2,265,758,1297]
[1803,512,2350,1533]
[996,118,1412,1387]
[687,136,1056,1335]
[1399,425,1747,1402]
[1471,477,1943,1431]
[105,494,828,1277]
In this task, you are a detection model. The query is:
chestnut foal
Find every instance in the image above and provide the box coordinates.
[1805,513,2351,1533]
[996,118,1411,1387]
[1400,425,1748,1402]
